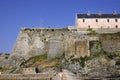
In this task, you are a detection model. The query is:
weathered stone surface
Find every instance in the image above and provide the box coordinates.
[65,37,75,59]
[75,40,89,57]
[0,53,9,68]
[9,28,69,60]
[100,34,120,53]
[22,68,36,74]
[9,28,92,61]
[83,56,120,78]
[102,40,120,53]
[90,41,102,54]
[48,39,64,59]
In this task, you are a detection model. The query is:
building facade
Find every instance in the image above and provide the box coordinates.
[76,13,120,29]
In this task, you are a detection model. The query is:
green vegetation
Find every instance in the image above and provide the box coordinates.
[100,31,120,36]
[49,53,65,68]
[90,49,106,59]
[87,28,97,35]
[21,54,47,68]
[0,67,9,72]
[0,67,2,70]
[89,41,99,50]
[5,56,8,59]
[21,53,65,68]
[27,54,47,62]
[70,56,89,68]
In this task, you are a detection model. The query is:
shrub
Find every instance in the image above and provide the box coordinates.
[87,28,97,35]
[71,56,89,68]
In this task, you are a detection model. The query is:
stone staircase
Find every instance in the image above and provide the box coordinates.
[53,70,81,80]
[52,69,81,80]
[62,70,81,80]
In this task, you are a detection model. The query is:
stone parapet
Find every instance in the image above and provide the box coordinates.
[0,73,53,80]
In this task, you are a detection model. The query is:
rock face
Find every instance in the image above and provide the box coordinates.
[62,56,119,78]
[0,53,9,67]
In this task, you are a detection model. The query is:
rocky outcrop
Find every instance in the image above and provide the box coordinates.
[62,56,119,78]
[0,53,9,68]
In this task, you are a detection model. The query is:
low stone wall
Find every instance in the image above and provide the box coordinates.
[95,28,120,33]
[77,28,120,34]
[0,73,53,80]
[84,78,120,80]
[22,68,36,74]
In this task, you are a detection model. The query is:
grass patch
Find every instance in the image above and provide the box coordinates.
[22,54,47,67]
[21,54,65,68]
[26,54,47,63]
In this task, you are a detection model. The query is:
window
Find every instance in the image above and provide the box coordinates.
[107,19,109,22]
[115,19,118,22]
[116,25,118,28]
[88,25,90,28]
[96,19,98,22]
[83,19,85,22]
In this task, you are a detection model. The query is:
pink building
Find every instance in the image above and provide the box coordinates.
[76,13,120,29]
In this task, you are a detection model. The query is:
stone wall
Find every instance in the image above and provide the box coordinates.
[9,27,120,64]
[65,37,75,58]
[0,73,53,80]
[100,33,120,53]
[10,27,92,61]
[75,40,89,57]
[48,39,64,59]
[10,28,69,60]
[95,28,120,33]
[22,68,36,74]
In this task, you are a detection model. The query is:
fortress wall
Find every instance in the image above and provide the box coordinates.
[10,28,69,60]
[9,27,120,63]
[10,27,92,62]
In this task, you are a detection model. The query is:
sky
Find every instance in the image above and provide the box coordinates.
[0,0,120,53]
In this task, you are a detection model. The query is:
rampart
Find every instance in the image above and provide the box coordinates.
[9,27,120,66]
[10,27,69,60]
[10,27,92,61]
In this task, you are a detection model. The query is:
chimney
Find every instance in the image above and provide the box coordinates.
[87,11,91,16]
[98,11,102,16]
[113,10,117,15]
